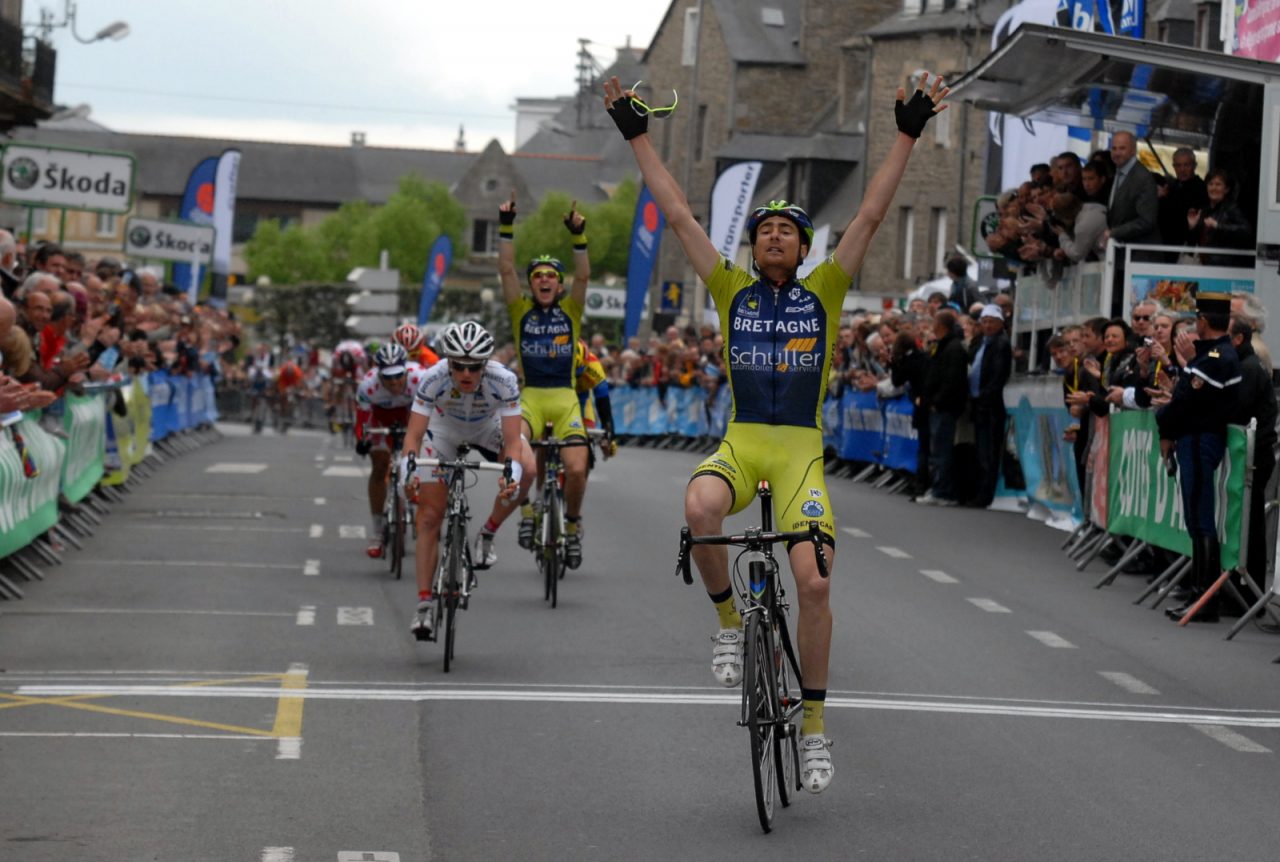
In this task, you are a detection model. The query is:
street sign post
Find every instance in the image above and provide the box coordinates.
[124,216,215,302]
[0,143,135,213]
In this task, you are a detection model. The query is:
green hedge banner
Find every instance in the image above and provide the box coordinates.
[60,392,106,503]
[1106,409,1247,567]
[0,416,66,558]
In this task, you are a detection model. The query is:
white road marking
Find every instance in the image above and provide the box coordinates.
[15,683,1280,731]
[967,598,1012,613]
[314,454,325,461]
[1190,724,1272,753]
[876,546,912,559]
[309,524,324,538]
[296,606,316,626]
[276,663,308,761]
[118,524,306,534]
[333,455,354,463]
[262,848,295,862]
[276,737,302,759]
[1098,671,1160,695]
[841,526,872,538]
[0,608,292,618]
[0,732,272,741]
[205,462,268,474]
[303,560,321,577]
[337,607,374,626]
[92,560,301,571]
[338,525,367,539]
[323,466,368,478]
[1026,630,1077,649]
[920,569,959,584]
[338,853,400,862]
[314,497,326,505]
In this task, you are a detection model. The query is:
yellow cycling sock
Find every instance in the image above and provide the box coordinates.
[800,689,826,737]
[520,503,534,520]
[566,517,580,535]
[709,587,741,630]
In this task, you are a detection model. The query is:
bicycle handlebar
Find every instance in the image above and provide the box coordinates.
[675,522,830,584]
[413,455,510,476]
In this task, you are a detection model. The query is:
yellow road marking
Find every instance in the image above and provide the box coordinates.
[0,671,301,739]
[271,664,308,739]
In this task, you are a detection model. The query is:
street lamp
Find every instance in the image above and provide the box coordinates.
[30,1,130,44]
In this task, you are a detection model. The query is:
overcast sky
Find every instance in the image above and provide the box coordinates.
[44,0,673,151]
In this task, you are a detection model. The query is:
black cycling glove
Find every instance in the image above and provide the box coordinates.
[354,439,371,457]
[607,96,648,141]
[564,212,586,235]
[895,89,936,139]
[498,206,516,227]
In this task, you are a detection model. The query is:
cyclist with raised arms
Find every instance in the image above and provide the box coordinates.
[497,195,591,569]
[603,72,948,793]
[399,321,535,640]
[355,342,428,558]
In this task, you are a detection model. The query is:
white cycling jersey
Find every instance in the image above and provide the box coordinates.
[410,359,521,428]
[356,363,427,411]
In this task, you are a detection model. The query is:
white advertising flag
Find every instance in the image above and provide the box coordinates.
[708,161,762,261]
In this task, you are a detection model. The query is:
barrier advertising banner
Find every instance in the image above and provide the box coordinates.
[1106,410,1246,566]
[0,416,64,557]
[60,392,106,503]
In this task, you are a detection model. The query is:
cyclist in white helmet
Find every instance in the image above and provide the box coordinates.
[356,341,428,558]
[400,320,535,640]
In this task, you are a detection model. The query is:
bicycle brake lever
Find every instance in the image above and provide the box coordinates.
[677,526,694,584]
[502,457,513,482]
[808,522,829,579]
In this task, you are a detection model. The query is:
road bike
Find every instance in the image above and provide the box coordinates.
[368,424,412,580]
[529,425,591,608]
[675,481,830,833]
[413,448,510,672]
[329,378,357,448]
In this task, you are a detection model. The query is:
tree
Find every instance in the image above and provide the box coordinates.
[511,179,639,279]
[252,282,354,348]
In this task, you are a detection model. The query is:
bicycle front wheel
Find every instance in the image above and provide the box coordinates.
[774,616,799,808]
[441,516,465,672]
[389,491,404,579]
[744,611,779,833]
[544,489,560,608]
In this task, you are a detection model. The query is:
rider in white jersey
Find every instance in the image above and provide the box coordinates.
[400,321,535,639]
[355,343,427,558]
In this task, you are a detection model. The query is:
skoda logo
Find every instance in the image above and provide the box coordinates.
[129,225,152,248]
[7,157,39,191]
[586,293,603,310]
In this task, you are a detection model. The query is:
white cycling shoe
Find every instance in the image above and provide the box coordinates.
[473,532,496,570]
[411,600,435,641]
[711,627,744,687]
[799,734,834,793]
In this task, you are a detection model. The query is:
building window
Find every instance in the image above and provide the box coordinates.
[29,207,47,235]
[682,7,700,66]
[933,106,951,148]
[472,219,498,256]
[898,206,915,280]
[95,212,117,237]
[929,207,948,277]
[694,104,709,161]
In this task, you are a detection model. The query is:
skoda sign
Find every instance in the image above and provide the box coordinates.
[124,217,215,264]
[0,143,136,213]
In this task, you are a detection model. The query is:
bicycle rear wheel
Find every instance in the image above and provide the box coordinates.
[744,610,779,833]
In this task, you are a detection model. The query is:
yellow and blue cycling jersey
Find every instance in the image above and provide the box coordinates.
[508,295,583,389]
[706,255,850,429]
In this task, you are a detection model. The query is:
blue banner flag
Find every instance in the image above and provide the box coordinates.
[417,235,453,326]
[171,156,217,297]
[625,185,664,341]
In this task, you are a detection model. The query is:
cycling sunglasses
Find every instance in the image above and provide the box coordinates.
[450,361,485,373]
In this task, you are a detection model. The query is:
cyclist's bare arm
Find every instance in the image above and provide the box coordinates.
[401,410,430,489]
[498,194,521,306]
[833,72,948,277]
[498,413,523,464]
[566,204,590,308]
[604,77,718,283]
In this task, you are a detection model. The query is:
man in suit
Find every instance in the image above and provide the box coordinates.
[917,309,970,507]
[968,304,1013,507]
[1102,131,1161,315]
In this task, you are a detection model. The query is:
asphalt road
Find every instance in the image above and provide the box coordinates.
[2,424,1279,862]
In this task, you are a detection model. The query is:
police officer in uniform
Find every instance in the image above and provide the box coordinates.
[1155,291,1241,622]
